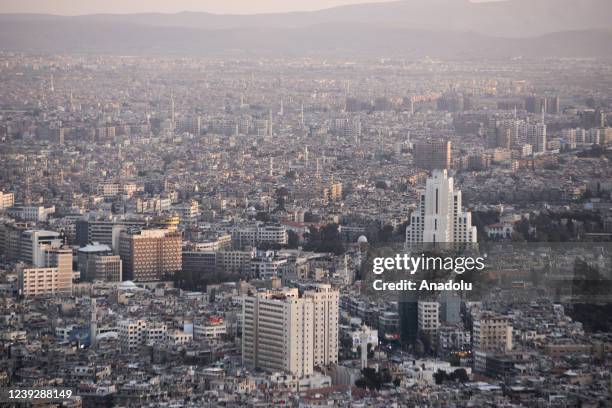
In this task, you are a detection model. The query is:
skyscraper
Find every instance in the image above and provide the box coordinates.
[118,228,182,282]
[242,284,339,378]
[525,95,547,114]
[413,140,452,171]
[520,122,547,153]
[405,169,477,246]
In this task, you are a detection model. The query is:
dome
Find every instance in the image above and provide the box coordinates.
[118,280,138,291]
[357,235,368,244]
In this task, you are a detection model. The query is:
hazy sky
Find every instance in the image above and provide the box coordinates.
[0,0,498,16]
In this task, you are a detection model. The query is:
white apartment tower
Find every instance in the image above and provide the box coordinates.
[242,284,339,378]
[242,288,314,378]
[417,301,440,336]
[405,169,477,246]
[304,284,339,367]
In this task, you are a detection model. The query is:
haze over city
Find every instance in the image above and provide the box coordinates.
[1,0,501,15]
[0,0,611,407]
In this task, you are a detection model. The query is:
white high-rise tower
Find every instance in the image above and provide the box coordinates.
[405,169,477,246]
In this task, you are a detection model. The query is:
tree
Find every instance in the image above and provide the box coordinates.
[355,368,393,390]
[379,224,394,242]
[287,230,300,248]
[255,211,270,222]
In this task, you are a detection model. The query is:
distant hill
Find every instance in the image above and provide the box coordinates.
[0,0,611,57]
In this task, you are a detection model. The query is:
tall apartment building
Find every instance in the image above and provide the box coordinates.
[0,224,39,261]
[521,122,547,153]
[322,182,343,203]
[242,284,339,378]
[305,284,339,368]
[19,229,63,265]
[77,243,113,281]
[413,140,452,171]
[118,228,181,282]
[473,313,513,353]
[0,191,15,209]
[175,115,202,136]
[417,301,440,338]
[525,95,547,114]
[332,117,361,140]
[405,169,477,246]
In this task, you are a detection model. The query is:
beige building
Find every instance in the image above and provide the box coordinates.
[0,191,14,210]
[242,284,338,378]
[119,228,181,281]
[473,313,513,353]
[304,284,339,368]
[18,247,73,297]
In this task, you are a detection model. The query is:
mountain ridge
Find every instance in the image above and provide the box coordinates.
[1,0,611,37]
[0,0,611,58]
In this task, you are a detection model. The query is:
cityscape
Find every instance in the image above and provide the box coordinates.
[0,1,612,407]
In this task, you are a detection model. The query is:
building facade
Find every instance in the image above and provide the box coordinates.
[119,228,182,281]
[405,169,477,246]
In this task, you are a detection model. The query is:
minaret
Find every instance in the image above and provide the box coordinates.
[269,157,274,177]
[279,98,284,116]
[90,298,97,349]
[300,102,305,128]
[170,92,176,128]
[360,325,369,369]
[315,158,321,179]
[24,175,32,205]
[50,74,55,93]
[304,146,309,166]
[268,110,273,137]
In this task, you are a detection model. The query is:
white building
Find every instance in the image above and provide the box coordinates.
[437,325,471,355]
[96,183,120,197]
[193,316,226,339]
[118,319,148,351]
[520,122,547,153]
[118,319,169,351]
[250,251,289,279]
[405,169,477,246]
[232,222,288,248]
[418,301,440,337]
[8,205,56,222]
[242,284,339,378]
